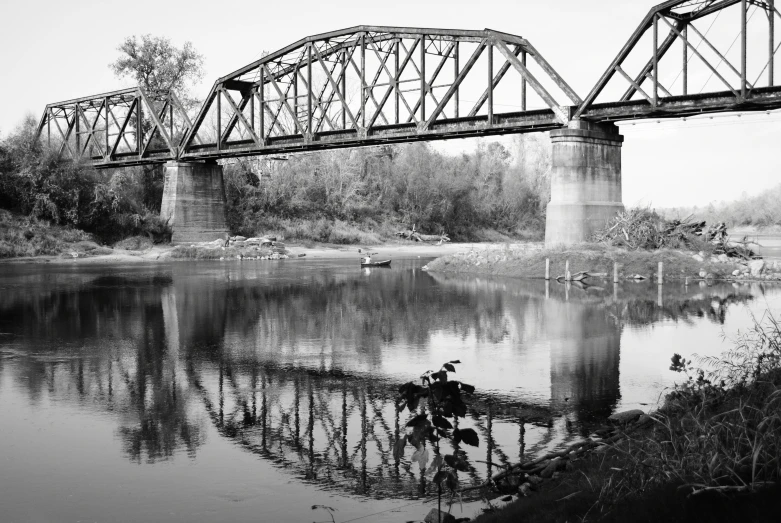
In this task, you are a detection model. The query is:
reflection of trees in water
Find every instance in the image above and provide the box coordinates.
[0,277,204,464]
[0,268,766,498]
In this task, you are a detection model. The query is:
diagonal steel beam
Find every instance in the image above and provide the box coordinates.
[109,98,138,158]
[657,15,740,96]
[468,43,521,117]
[494,40,568,123]
[313,45,359,129]
[423,41,485,128]
[366,37,419,128]
[220,88,263,147]
[262,64,307,136]
[406,41,455,123]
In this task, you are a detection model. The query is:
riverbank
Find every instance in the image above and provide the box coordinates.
[465,325,781,523]
[426,243,781,282]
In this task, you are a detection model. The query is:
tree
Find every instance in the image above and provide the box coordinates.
[110,34,204,104]
[109,35,204,214]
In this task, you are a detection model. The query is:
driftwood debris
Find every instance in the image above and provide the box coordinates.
[593,209,759,259]
[395,224,450,244]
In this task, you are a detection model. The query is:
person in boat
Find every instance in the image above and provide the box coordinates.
[361,255,372,264]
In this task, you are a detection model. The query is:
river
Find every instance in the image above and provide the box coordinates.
[0,257,778,522]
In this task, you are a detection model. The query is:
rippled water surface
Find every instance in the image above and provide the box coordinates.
[1,257,779,522]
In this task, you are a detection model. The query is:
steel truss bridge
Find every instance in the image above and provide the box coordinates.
[35,0,781,168]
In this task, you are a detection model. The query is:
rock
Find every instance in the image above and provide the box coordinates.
[527,475,543,486]
[733,270,741,276]
[231,236,246,242]
[519,483,532,497]
[634,414,654,428]
[540,460,558,478]
[608,409,644,424]
[692,254,704,262]
[749,259,765,277]
[424,508,456,523]
[298,253,306,257]
[506,475,522,488]
[698,270,707,278]
[717,254,729,263]
[709,256,719,264]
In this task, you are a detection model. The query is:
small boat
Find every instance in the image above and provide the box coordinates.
[361,259,392,267]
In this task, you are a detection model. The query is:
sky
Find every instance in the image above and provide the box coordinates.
[1,0,779,208]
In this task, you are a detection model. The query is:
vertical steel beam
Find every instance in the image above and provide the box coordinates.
[454,41,459,118]
[521,50,527,111]
[105,97,109,159]
[74,104,80,157]
[487,43,494,124]
[683,24,688,95]
[420,35,426,122]
[293,67,299,124]
[341,49,347,129]
[361,33,366,129]
[653,13,659,107]
[259,68,265,141]
[250,90,255,132]
[770,0,775,86]
[169,101,173,148]
[307,44,313,136]
[47,107,51,147]
[137,95,143,157]
[395,38,400,124]
[216,90,222,151]
[742,0,748,99]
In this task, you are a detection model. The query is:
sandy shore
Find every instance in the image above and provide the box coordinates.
[1,241,542,265]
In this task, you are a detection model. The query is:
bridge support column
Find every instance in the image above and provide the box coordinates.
[545,121,624,247]
[161,161,230,244]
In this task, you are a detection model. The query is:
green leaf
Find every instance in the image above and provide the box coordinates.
[443,363,456,372]
[460,383,475,394]
[406,413,429,428]
[444,453,469,472]
[446,471,459,491]
[449,360,461,364]
[432,415,453,429]
[393,435,408,460]
[411,445,429,472]
[432,470,449,484]
[455,428,479,447]
[426,453,444,475]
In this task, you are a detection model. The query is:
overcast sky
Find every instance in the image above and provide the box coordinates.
[1,0,778,208]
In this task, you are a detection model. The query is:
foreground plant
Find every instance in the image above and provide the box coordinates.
[395,360,479,521]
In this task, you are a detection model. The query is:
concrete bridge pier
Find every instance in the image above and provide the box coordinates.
[545,121,624,247]
[160,161,230,244]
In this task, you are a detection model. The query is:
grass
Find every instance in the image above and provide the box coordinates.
[472,315,781,522]
[428,243,743,281]
[0,209,94,258]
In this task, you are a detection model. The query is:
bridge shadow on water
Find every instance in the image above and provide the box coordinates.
[0,262,762,500]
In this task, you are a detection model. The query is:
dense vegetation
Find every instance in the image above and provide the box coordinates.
[664,185,781,229]
[223,135,552,243]
[473,314,781,523]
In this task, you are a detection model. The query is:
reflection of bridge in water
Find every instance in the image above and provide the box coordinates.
[0,265,758,499]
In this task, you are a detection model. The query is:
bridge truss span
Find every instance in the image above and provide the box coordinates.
[577,0,781,121]
[179,27,581,161]
[36,88,196,167]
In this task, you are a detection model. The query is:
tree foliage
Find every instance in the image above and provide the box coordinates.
[110,34,204,102]
[223,136,552,242]
[0,116,170,244]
